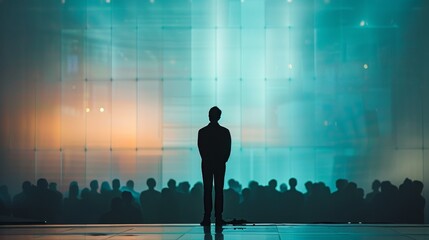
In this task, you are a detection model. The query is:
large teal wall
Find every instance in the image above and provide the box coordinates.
[0,0,428,220]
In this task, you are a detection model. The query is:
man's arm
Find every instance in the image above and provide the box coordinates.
[197,129,205,159]
[224,129,231,163]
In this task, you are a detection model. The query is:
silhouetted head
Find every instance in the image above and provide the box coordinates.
[289,178,298,188]
[121,191,133,203]
[112,179,120,190]
[69,184,79,198]
[100,181,112,193]
[371,180,381,191]
[191,182,203,195]
[167,179,176,190]
[90,180,99,191]
[49,182,57,191]
[279,183,288,193]
[146,178,156,190]
[268,179,277,189]
[22,181,32,192]
[228,179,236,189]
[335,179,348,191]
[126,180,134,189]
[209,106,222,123]
[178,181,190,193]
[248,180,259,190]
[304,181,313,193]
[37,178,49,190]
[80,188,90,199]
[69,181,78,187]
[380,181,393,193]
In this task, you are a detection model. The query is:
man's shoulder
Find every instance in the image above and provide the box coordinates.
[198,126,209,133]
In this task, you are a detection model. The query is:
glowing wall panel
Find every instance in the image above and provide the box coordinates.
[0,1,428,208]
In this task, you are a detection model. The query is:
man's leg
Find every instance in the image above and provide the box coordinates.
[214,164,226,223]
[202,164,214,224]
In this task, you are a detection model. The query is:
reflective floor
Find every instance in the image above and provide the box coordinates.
[0,224,428,240]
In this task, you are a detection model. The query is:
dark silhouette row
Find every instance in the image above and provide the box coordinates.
[0,177,425,224]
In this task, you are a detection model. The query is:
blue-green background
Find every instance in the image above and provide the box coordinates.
[0,0,428,220]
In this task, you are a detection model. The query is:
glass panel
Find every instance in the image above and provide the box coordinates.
[394,83,423,148]
[112,0,137,28]
[160,0,191,27]
[266,29,290,80]
[86,150,111,184]
[112,29,137,80]
[36,80,61,150]
[138,28,163,79]
[137,80,162,149]
[162,149,193,185]
[85,81,112,149]
[0,150,35,195]
[137,0,163,28]
[61,30,85,81]
[8,80,36,150]
[61,80,85,149]
[36,150,61,188]
[136,149,162,191]
[216,0,241,28]
[191,0,216,28]
[265,0,288,28]
[86,30,112,80]
[111,80,137,149]
[61,0,86,29]
[290,148,316,190]
[266,148,291,187]
[241,0,264,28]
[241,30,265,79]
[191,29,215,79]
[163,80,192,147]
[111,150,137,185]
[162,29,191,79]
[240,148,267,184]
[62,149,86,193]
[86,0,111,29]
[216,29,241,79]
[241,80,266,147]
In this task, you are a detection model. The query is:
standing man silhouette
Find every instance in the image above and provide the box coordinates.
[198,106,231,226]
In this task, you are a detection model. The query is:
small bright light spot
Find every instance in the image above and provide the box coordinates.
[241,0,245,3]
[288,64,293,69]
[61,0,66,4]
[324,0,331,4]
[99,107,105,113]
[85,108,90,113]
[149,0,155,3]
[360,20,366,27]
[363,64,369,69]
[324,120,329,126]
[105,0,110,3]
[287,0,293,3]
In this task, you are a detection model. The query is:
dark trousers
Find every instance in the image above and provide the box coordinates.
[202,162,226,219]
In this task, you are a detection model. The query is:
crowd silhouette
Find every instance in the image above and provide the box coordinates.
[0,177,425,224]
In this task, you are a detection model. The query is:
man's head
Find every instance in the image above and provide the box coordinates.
[147,178,156,190]
[209,106,222,123]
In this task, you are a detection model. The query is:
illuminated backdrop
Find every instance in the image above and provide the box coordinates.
[0,0,428,212]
